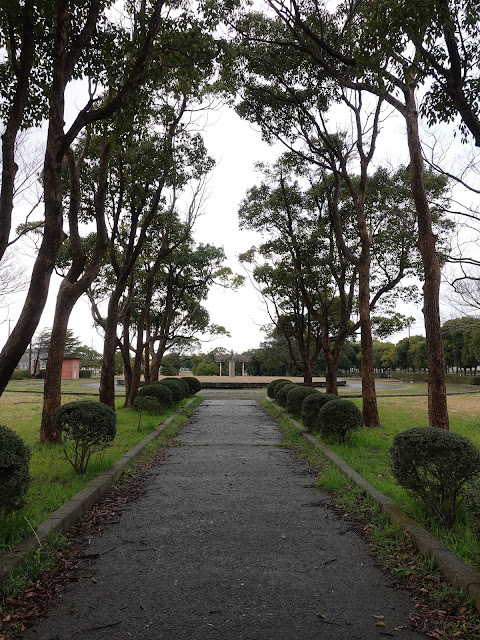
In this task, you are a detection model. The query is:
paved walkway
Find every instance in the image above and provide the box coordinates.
[25,394,420,639]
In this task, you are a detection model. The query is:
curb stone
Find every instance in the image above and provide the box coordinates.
[265,397,480,613]
[0,398,197,589]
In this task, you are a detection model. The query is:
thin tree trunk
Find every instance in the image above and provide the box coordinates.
[358,259,380,426]
[99,293,122,409]
[40,141,110,441]
[40,296,76,443]
[404,87,449,429]
[0,1,34,260]
[303,361,313,386]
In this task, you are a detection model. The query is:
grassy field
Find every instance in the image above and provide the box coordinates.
[279,392,480,571]
[0,380,197,554]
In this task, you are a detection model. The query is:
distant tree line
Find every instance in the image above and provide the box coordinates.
[189,316,480,378]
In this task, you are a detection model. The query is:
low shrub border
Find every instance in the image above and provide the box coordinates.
[264,395,480,614]
[0,397,200,591]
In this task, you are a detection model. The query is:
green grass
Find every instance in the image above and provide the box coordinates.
[336,378,479,397]
[0,391,200,554]
[269,393,480,571]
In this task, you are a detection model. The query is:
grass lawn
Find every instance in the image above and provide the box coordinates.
[304,393,480,571]
[0,381,196,555]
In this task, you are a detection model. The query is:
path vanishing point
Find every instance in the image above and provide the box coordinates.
[24,390,421,639]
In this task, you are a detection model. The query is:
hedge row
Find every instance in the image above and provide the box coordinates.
[135,376,201,412]
[271,380,480,530]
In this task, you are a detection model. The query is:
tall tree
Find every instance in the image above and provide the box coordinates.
[0,0,179,394]
[236,0,453,428]
[88,118,215,408]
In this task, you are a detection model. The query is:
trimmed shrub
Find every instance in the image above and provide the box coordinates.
[79,369,93,378]
[183,376,202,395]
[162,377,189,398]
[276,383,297,408]
[10,369,29,380]
[390,426,480,526]
[274,380,294,399]
[53,401,117,474]
[317,398,363,443]
[0,425,31,512]
[267,378,290,399]
[158,378,184,403]
[301,393,338,431]
[138,383,173,409]
[286,386,317,416]
[133,396,162,431]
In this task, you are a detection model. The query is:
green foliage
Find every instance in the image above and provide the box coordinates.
[158,379,184,403]
[192,361,218,376]
[183,376,202,395]
[391,427,480,526]
[273,380,294,399]
[160,360,177,376]
[137,383,173,408]
[163,377,189,398]
[79,369,92,379]
[133,396,161,414]
[286,385,317,416]
[0,425,31,513]
[53,401,117,474]
[275,383,297,407]
[317,399,363,443]
[267,378,290,398]
[133,396,162,431]
[301,393,338,431]
[464,477,480,540]
[10,370,29,380]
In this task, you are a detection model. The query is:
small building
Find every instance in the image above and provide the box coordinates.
[61,358,81,380]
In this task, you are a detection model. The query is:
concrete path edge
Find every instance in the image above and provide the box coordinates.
[265,397,480,613]
[0,398,197,590]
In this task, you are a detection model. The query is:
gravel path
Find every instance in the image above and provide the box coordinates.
[24,395,420,639]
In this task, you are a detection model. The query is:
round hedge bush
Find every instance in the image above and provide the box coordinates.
[274,380,294,399]
[183,376,202,395]
[138,383,173,408]
[53,401,117,474]
[276,383,297,408]
[0,425,31,512]
[286,386,317,416]
[301,393,338,431]
[391,426,480,526]
[163,377,189,398]
[317,398,363,443]
[158,378,184,403]
[267,378,290,399]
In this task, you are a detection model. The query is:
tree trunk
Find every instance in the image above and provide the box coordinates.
[303,361,313,386]
[40,295,77,443]
[404,87,449,429]
[0,2,34,260]
[358,259,380,427]
[99,293,122,409]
